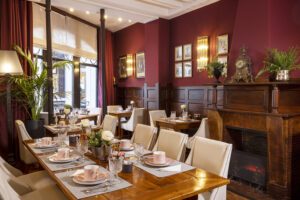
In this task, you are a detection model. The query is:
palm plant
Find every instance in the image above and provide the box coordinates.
[10,45,71,120]
[256,47,300,78]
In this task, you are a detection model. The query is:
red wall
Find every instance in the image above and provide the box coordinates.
[113,23,145,87]
[113,0,300,87]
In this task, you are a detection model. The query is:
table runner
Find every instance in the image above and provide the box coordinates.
[134,161,195,178]
[55,167,132,199]
[39,154,96,171]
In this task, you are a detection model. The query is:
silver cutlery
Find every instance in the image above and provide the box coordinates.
[81,182,115,194]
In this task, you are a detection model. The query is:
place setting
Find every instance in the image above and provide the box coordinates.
[55,153,132,199]
[28,137,59,154]
[134,150,195,178]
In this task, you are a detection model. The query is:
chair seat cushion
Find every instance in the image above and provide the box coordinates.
[20,185,68,200]
[17,170,55,190]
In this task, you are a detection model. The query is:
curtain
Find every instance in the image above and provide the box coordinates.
[32,3,97,60]
[0,0,33,159]
[98,29,115,108]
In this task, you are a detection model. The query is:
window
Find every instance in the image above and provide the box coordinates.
[80,57,98,108]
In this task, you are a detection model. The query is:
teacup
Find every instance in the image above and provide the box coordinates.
[84,165,100,180]
[57,148,70,159]
[120,139,131,149]
[41,137,52,146]
[153,151,166,164]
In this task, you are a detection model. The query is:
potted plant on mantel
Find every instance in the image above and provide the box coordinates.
[256,47,300,81]
[88,130,114,161]
[10,45,71,138]
[206,59,227,83]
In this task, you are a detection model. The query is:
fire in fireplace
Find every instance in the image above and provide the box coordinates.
[227,126,267,188]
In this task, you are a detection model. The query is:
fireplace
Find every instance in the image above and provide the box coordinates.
[227,126,267,189]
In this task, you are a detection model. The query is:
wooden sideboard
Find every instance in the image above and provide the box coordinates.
[207,81,300,200]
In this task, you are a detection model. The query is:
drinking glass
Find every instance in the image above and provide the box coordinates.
[76,139,88,161]
[170,111,176,120]
[108,157,123,184]
[134,143,144,163]
[182,111,188,119]
[57,127,68,147]
[68,112,78,129]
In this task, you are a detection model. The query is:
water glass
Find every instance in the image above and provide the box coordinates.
[57,127,68,147]
[170,111,176,119]
[108,157,123,184]
[76,139,88,161]
[182,111,188,119]
[134,143,144,163]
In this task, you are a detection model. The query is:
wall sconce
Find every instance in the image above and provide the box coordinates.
[126,54,134,77]
[197,36,209,71]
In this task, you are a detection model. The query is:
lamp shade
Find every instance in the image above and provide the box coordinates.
[0,50,23,76]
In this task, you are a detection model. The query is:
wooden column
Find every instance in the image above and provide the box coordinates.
[100,9,107,115]
[46,0,53,124]
[73,57,80,108]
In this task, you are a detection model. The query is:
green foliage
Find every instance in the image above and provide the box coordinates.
[256,47,300,78]
[64,104,73,109]
[10,45,72,120]
[88,130,111,147]
[206,59,226,78]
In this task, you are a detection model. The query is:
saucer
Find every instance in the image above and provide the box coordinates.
[48,153,80,163]
[143,155,174,167]
[120,146,134,151]
[33,142,57,149]
[73,172,108,185]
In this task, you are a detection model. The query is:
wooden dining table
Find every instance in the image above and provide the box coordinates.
[24,139,229,200]
[108,111,132,138]
[155,118,201,133]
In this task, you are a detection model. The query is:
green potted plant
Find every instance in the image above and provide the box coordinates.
[88,130,114,161]
[10,45,71,138]
[207,59,227,83]
[256,47,300,81]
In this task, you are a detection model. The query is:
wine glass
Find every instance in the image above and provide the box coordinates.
[57,127,68,147]
[134,143,144,163]
[76,139,88,162]
[69,112,78,129]
[108,157,123,184]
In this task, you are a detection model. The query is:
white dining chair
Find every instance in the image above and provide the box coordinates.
[101,115,118,135]
[0,156,55,191]
[149,110,167,127]
[15,120,37,165]
[121,108,145,132]
[0,166,67,200]
[87,107,102,126]
[186,118,209,149]
[131,124,156,150]
[185,136,232,200]
[152,129,188,161]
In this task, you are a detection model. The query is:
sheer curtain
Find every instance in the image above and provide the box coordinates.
[32,3,97,60]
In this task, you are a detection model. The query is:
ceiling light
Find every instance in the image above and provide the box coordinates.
[118,17,123,22]
[128,19,132,23]
[104,15,108,19]
[85,11,90,15]
[69,8,74,12]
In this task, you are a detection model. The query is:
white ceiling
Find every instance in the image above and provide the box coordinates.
[32,0,220,32]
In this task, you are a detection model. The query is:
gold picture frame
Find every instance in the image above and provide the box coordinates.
[175,46,183,61]
[135,52,145,78]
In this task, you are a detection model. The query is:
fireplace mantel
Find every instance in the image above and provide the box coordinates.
[207,82,300,199]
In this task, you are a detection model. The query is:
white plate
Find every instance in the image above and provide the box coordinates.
[33,142,58,149]
[73,172,108,185]
[48,154,81,163]
[120,146,134,151]
[143,156,174,167]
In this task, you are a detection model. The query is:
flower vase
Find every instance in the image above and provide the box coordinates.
[95,145,111,161]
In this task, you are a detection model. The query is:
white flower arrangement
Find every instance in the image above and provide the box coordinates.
[101,130,114,141]
[180,104,187,110]
[81,119,90,127]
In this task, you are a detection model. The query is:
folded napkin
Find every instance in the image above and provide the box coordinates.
[71,169,84,177]
[159,164,182,172]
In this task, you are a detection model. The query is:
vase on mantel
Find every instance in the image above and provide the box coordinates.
[213,68,222,83]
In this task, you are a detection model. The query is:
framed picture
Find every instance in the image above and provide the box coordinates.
[175,46,183,61]
[175,62,183,78]
[217,34,229,55]
[183,61,192,77]
[183,44,192,60]
[135,52,145,78]
[118,56,127,78]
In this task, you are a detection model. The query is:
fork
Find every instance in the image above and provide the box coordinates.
[81,182,114,194]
